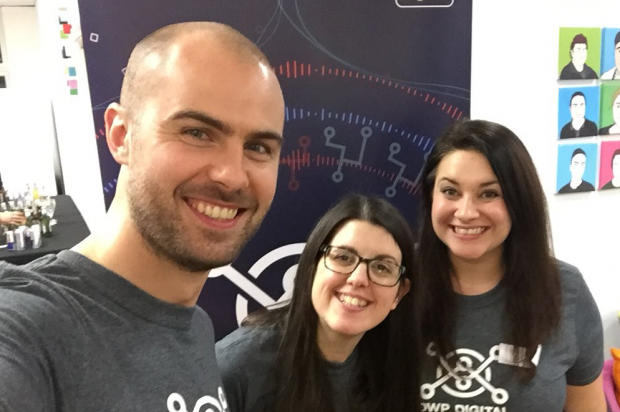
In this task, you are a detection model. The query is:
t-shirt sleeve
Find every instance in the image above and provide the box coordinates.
[560,123,570,139]
[215,325,279,412]
[564,266,604,386]
[0,284,54,411]
[216,330,250,412]
[586,66,599,79]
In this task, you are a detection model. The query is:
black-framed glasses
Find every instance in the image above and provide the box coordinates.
[320,245,405,287]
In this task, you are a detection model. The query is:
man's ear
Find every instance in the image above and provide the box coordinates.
[391,278,411,310]
[104,103,131,165]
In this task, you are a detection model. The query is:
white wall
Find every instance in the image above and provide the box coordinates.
[0,0,105,228]
[0,7,57,194]
[35,0,106,230]
[0,2,106,229]
[0,89,58,195]
[472,0,620,358]
[0,7,42,89]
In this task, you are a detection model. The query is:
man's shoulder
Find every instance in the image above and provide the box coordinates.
[560,63,577,79]
[584,119,598,128]
[558,183,571,193]
[580,180,595,191]
[602,180,616,190]
[601,67,615,80]
[560,122,572,133]
[191,306,217,337]
[0,253,82,324]
[1,251,77,281]
[599,125,612,135]
[582,119,599,136]
[0,259,80,347]
[583,64,598,78]
[0,255,67,299]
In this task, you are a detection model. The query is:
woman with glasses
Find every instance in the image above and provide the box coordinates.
[216,194,420,412]
[416,120,605,411]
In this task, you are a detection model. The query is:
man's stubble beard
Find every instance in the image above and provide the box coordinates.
[126,168,266,273]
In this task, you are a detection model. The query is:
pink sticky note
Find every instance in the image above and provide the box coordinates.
[67,80,78,89]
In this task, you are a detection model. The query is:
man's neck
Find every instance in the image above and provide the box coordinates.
[73,203,208,307]
[570,178,583,189]
[573,61,585,72]
[571,118,586,130]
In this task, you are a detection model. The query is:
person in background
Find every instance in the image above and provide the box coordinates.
[601,31,620,80]
[216,194,420,412]
[0,210,25,226]
[0,21,285,411]
[416,120,605,411]
[0,174,23,226]
[559,91,598,138]
[599,88,620,136]
[560,34,599,80]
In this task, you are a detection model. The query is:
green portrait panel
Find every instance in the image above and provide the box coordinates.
[599,81,620,132]
[558,27,602,79]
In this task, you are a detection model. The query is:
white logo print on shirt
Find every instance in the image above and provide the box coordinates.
[421,343,509,405]
[167,387,229,412]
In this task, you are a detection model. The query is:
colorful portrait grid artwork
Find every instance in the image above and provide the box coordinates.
[556,27,620,194]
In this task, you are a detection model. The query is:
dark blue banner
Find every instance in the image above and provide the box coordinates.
[78,0,471,340]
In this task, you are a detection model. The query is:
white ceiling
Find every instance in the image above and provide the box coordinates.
[0,0,36,6]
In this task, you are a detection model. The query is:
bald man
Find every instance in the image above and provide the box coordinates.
[0,22,284,411]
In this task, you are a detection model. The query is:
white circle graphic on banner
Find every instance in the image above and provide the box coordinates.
[209,243,305,325]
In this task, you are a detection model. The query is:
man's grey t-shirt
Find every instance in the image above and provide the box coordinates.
[216,322,358,412]
[419,260,603,412]
[0,250,228,412]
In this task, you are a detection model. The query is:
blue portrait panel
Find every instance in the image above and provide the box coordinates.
[601,27,620,80]
[556,143,598,194]
[557,86,600,139]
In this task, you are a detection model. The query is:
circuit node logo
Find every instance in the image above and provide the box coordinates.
[421,343,509,405]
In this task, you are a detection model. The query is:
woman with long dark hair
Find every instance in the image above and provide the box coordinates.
[416,119,605,411]
[216,194,420,412]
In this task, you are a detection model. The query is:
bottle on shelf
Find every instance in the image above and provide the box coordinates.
[32,183,39,201]
[28,205,42,249]
[15,190,25,213]
[26,204,40,227]
[40,210,52,238]
[24,184,31,203]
